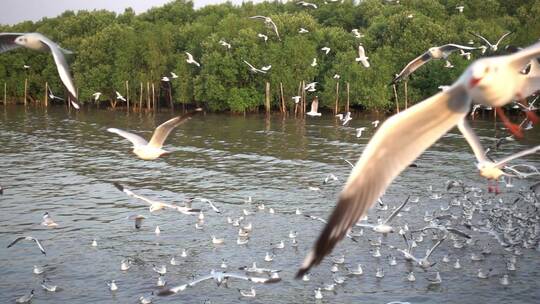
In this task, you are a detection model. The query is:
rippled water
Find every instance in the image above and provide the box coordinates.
[0,106,539,303]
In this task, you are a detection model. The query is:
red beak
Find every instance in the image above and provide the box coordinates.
[469,77,481,88]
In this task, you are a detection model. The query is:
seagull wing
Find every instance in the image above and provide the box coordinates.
[469,32,493,48]
[446,228,471,239]
[384,195,410,224]
[494,145,540,168]
[269,20,280,40]
[357,45,366,58]
[157,284,188,296]
[37,34,79,109]
[425,237,445,259]
[113,183,156,206]
[243,60,257,70]
[439,44,482,53]
[249,16,267,20]
[185,52,194,61]
[0,33,23,53]
[107,128,148,147]
[147,108,202,148]
[508,41,540,73]
[6,236,25,248]
[457,119,489,164]
[392,51,432,84]
[297,84,471,277]
[495,31,513,46]
[33,238,47,254]
[189,274,215,286]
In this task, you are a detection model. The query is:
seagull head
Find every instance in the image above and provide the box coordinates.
[14,35,29,46]
[469,60,492,88]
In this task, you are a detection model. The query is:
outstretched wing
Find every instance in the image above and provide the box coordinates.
[391,51,432,84]
[148,108,202,148]
[297,85,471,278]
[0,33,23,53]
[107,128,148,147]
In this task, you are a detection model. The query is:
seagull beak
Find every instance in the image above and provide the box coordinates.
[469,77,481,88]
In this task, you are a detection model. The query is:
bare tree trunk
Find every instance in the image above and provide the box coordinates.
[125,80,130,112]
[139,82,143,111]
[3,82,6,107]
[44,82,48,107]
[152,83,155,110]
[346,82,350,113]
[279,82,285,114]
[392,84,400,113]
[24,77,28,106]
[301,81,306,115]
[334,81,339,114]
[404,81,408,109]
[146,82,150,110]
[265,82,270,114]
[169,84,173,110]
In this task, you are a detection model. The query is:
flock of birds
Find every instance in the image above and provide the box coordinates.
[2,2,540,304]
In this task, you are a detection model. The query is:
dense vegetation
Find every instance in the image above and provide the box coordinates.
[0,0,538,112]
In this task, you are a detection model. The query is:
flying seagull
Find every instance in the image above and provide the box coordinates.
[219,40,231,49]
[391,44,482,84]
[7,236,46,254]
[355,196,410,234]
[92,92,102,102]
[107,108,202,160]
[469,31,513,53]
[307,98,321,117]
[243,60,267,74]
[185,52,201,67]
[0,32,80,109]
[114,183,200,214]
[249,16,280,41]
[158,269,281,296]
[296,41,540,277]
[115,91,126,102]
[321,47,331,55]
[356,45,370,68]
[257,33,268,43]
[298,1,318,9]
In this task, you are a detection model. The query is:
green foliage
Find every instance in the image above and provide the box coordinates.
[0,0,536,112]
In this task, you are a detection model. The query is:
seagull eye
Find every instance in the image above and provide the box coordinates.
[484,67,490,74]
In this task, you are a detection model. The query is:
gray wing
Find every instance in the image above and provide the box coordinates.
[495,31,513,46]
[36,34,79,108]
[425,237,445,259]
[439,44,481,53]
[107,128,148,147]
[469,32,493,47]
[6,236,25,248]
[189,274,215,286]
[33,238,47,254]
[494,145,540,168]
[392,51,432,84]
[268,20,281,40]
[297,84,471,278]
[457,119,489,164]
[0,33,24,53]
[384,196,410,224]
[113,183,156,206]
[148,108,202,148]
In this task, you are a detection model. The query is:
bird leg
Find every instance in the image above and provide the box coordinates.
[495,107,523,138]
[519,98,539,124]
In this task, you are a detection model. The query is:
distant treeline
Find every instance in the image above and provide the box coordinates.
[0,0,538,112]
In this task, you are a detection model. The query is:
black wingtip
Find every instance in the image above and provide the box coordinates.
[113,182,124,192]
[265,277,282,284]
[295,268,309,279]
[157,289,175,296]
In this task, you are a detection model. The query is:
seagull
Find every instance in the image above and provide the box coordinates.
[291,96,299,104]
[296,41,540,277]
[456,6,464,13]
[469,31,513,52]
[356,45,370,68]
[107,108,202,160]
[41,212,58,227]
[324,174,338,184]
[307,98,321,117]
[371,120,380,128]
[161,76,170,82]
[298,1,318,9]
[299,28,309,33]
[153,264,167,275]
[356,196,410,234]
[0,32,80,109]
[47,87,64,101]
[170,72,178,78]
[107,280,118,291]
[41,279,58,292]
[351,29,364,39]
[243,60,267,74]
[0,184,3,195]
[444,60,454,68]
[304,82,317,91]
[33,265,45,274]
[212,236,225,245]
[121,259,132,271]
[185,52,201,67]
[311,57,317,67]
[238,287,256,297]
[333,74,340,79]
[356,127,366,138]
[219,40,231,49]
[127,215,146,229]
[158,269,281,296]
[257,33,268,43]
[200,198,220,213]
[92,92,102,102]
[15,290,34,303]
[460,49,472,60]
[115,91,126,101]
[398,237,446,269]
[391,44,482,84]
[7,236,46,254]
[261,65,272,71]
[249,16,280,40]
[115,184,200,214]
[321,47,331,55]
